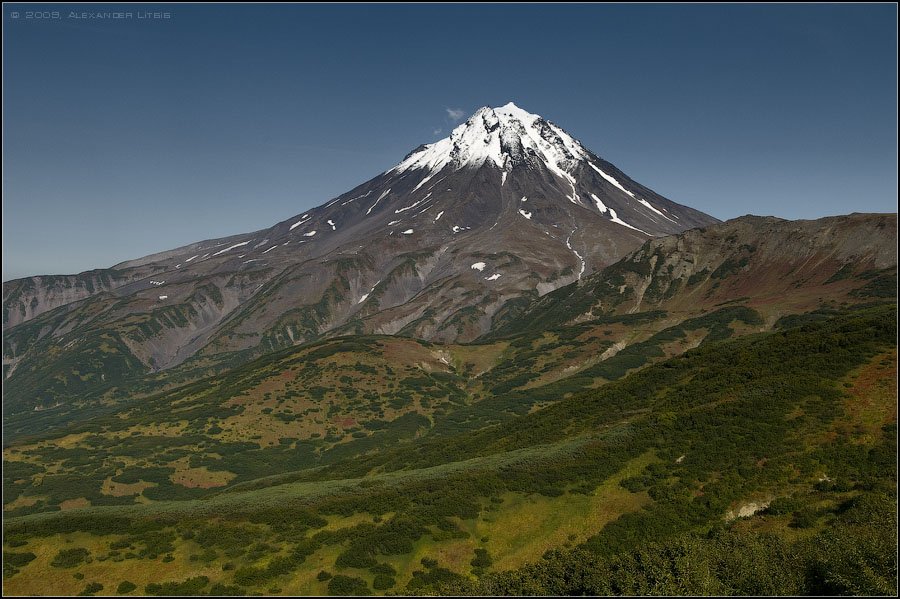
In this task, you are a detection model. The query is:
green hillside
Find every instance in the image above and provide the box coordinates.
[3,303,895,596]
[2,302,777,517]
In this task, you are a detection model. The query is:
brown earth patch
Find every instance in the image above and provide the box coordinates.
[4,495,42,511]
[59,497,91,511]
[102,477,156,497]
[835,348,897,444]
[169,457,236,489]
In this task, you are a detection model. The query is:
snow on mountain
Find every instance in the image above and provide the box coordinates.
[392,103,584,176]
[386,102,694,235]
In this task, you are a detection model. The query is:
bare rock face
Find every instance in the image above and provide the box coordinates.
[3,102,718,410]
[3,271,136,327]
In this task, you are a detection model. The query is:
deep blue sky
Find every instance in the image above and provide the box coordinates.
[3,3,897,280]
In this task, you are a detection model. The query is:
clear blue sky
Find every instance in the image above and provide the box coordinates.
[3,3,897,280]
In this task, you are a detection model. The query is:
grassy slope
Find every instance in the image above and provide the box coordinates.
[3,303,896,596]
[3,306,766,516]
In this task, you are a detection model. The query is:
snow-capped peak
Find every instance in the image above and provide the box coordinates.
[494,101,535,122]
[390,102,589,177]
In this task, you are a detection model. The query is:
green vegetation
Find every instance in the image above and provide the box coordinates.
[77,582,104,596]
[851,267,898,299]
[327,574,369,595]
[145,576,210,596]
[443,500,896,596]
[50,547,91,568]
[2,551,36,577]
[2,301,896,595]
[117,580,137,593]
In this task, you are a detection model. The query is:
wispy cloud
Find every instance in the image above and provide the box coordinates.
[432,128,443,136]
[445,107,465,121]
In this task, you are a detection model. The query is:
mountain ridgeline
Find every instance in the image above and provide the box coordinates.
[489,213,897,337]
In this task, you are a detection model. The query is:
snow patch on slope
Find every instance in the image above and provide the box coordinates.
[637,198,677,223]
[395,193,432,214]
[608,208,650,235]
[413,172,439,193]
[589,163,634,197]
[358,281,380,305]
[212,241,251,256]
[367,189,391,215]
[565,231,586,279]
[289,215,310,231]
[590,193,608,214]
[340,190,371,207]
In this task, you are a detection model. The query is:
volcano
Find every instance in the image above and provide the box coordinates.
[3,102,718,400]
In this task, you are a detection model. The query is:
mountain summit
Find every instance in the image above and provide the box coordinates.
[393,102,587,175]
[4,103,718,411]
[382,102,710,240]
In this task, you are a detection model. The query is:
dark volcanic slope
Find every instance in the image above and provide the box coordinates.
[3,103,716,409]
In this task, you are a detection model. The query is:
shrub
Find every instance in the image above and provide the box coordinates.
[209,583,244,595]
[370,563,396,576]
[117,581,137,593]
[3,551,36,568]
[471,548,493,568]
[2,551,36,577]
[77,582,103,596]
[373,574,396,590]
[327,574,369,596]
[765,496,801,516]
[790,507,819,529]
[145,576,209,595]
[233,566,266,587]
[51,548,90,568]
